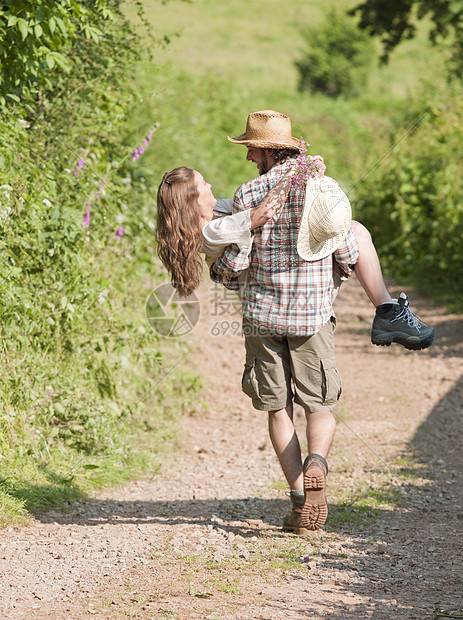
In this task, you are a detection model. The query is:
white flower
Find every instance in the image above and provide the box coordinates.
[0,186,12,203]
[0,205,12,220]
[98,288,111,305]
[43,198,52,207]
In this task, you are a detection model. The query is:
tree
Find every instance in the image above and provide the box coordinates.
[295,9,374,98]
[349,0,463,75]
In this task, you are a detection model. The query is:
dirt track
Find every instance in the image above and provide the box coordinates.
[1,275,462,619]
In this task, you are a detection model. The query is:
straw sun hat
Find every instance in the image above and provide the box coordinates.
[228,110,302,151]
[297,176,352,261]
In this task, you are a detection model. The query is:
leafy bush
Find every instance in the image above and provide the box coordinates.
[0,1,119,104]
[295,8,375,98]
[0,1,200,524]
[353,82,463,301]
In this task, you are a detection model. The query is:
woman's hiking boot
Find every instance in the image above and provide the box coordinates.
[371,292,435,351]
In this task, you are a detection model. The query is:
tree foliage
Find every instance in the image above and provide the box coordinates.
[350,0,463,75]
[353,83,463,300]
[295,9,375,98]
[0,1,117,104]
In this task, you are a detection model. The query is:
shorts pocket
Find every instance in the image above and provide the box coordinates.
[320,357,342,405]
[242,357,260,401]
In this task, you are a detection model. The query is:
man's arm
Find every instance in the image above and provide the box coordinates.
[333,226,359,279]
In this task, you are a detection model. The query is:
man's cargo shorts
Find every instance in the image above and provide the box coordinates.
[241,317,342,413]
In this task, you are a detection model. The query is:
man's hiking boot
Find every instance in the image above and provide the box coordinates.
[371,292,435,351]
[300,454,328,531]
[282,491,311,535]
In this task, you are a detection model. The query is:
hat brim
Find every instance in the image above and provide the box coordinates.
[227,134,302,151]
[297,177,352,262]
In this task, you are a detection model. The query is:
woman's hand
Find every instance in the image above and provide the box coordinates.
[249,155,327,230]
[249,170,294,230]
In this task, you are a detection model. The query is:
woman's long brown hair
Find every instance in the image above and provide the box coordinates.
[155,167,204,297]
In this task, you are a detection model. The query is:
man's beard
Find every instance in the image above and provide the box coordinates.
[259,154,273,175]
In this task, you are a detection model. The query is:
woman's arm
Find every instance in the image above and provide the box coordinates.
[250,155,325,228]
[249,168,294,229]
[203,156,326,256]
[201,210,253,257]
[202,167,295,255]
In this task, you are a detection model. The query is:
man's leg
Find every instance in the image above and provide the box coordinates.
[268,402,338,534]
[288,319,341,531]
[268,402,304,491]
[305,409,336,459]
[241,319,307,532]
[268,402,315,535]
[297,408,336,530]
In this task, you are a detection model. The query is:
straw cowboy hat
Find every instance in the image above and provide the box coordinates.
[297,176,352,261]
[228,110,302,151]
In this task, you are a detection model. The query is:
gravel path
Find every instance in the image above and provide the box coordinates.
[1,276,462,619]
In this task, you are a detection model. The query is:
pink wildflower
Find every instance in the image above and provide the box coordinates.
[116,226,125,240]
[82,198,92,229]
[131,123,160,163]
[290,138,326,187]
[73,158,86,176]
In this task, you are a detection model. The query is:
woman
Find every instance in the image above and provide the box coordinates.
[155,165,293,296]
[155,165,434,350]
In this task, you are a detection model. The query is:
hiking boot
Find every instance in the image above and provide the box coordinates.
[300,454,328,531]
[282,490,311,535]
[371,292,435,351]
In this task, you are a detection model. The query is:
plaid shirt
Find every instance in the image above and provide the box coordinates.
[210,160,359,336]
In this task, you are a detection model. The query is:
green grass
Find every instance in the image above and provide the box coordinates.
[130,0,334,92]
[125,0,445,218]
[0,261,202,526]
[271,479,288,491]
[328,504,380,529]
[131,0,438,96]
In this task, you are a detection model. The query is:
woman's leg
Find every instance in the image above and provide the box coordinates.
[351,220,435,350]
[351,220,392,307]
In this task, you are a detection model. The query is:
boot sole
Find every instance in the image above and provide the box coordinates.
[300,467,328,530]
[282,524,311,535]
[371,330,435,351]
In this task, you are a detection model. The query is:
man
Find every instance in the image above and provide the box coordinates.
[210,109,434,532]
[210,109,359,533]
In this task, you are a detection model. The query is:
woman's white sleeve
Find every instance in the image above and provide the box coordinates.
[201,210,252,257]
[213,198,233,215]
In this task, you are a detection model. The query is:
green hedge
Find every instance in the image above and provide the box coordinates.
[0,1,199,525]
[353,83,463,303]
